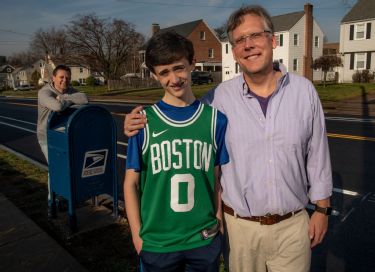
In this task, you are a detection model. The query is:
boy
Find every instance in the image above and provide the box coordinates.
[124,31,228,272]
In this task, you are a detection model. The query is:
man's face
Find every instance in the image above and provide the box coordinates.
[152,58,195,101]
[231,14,276,77]
[52,69,71,93]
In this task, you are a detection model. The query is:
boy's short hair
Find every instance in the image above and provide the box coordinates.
[226,5,274,45]
[145,31,194,73]
[53,64,71,76]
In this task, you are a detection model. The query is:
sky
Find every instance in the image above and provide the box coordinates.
[0,0,358,57]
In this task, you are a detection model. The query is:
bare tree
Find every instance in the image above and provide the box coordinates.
[66,14,144,82]
[214,22,227,39]
[30,27,69,61]
[8,51,38,67]
[313,55,343,87]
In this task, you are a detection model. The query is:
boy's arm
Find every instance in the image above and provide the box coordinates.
[214,166,223,234]
[124,169,143,254]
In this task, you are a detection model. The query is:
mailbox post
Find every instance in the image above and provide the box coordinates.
[47,105,118,232]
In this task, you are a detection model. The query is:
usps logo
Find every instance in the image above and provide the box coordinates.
[81,149,108,178]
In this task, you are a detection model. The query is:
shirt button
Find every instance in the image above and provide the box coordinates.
[269,159,273,163]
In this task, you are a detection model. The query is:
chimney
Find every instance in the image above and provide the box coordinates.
[303,3,313,81]
[151,23,160,36]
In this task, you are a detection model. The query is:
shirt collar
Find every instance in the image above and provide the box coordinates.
[241,62,289,97]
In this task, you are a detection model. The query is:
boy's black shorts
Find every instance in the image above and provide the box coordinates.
[139,233,222,272]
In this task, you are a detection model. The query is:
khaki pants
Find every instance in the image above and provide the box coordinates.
[224,209,311,272]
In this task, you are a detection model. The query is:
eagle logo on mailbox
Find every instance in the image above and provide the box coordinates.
[81,149,108,178]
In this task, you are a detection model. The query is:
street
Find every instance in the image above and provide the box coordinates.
[1,96,374,271]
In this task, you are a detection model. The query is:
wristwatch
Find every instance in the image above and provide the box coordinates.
[314,205,332,215]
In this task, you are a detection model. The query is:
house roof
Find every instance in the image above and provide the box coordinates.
[220,11,305,41]
[271,11,305,32]
[159,19,203,37]
[341,0,375,23]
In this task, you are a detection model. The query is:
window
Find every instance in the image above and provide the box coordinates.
[79,67,83,73]
[225,43,229,54]
[314,36,319,47]
[208,48,214,58]
[355,23,365,40]
[293,59,298,71]
[293,34,299,46]
[355,53,366,69]
[200,31,206,40]
[276,34,283,46]
[279,59,283,63]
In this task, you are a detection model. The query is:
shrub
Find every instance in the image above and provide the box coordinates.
[86,76,96,86]
[352,70,375,83]
[71,80,80,86]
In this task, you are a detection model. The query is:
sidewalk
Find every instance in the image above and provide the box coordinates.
[0,194,87,272]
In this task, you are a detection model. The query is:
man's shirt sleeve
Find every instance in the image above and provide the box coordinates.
[125,129,144,171]
[215,110,229,166]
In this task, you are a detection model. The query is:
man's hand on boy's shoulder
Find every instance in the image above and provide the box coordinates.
[124,106,147,137]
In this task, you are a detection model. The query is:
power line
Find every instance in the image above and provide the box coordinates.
[0,28,32,37]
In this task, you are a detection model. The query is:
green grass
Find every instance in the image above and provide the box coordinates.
[2,82,375,104]
[315,82,375,102]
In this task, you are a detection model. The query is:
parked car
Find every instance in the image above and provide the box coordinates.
[14,84,33,91]
[191,71,213,85]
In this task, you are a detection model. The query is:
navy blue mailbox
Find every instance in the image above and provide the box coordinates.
[47,105,118,232]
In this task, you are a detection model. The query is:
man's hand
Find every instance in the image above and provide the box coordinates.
[132,235,143,255]
[309,211,328,248]
[124,106,147,137]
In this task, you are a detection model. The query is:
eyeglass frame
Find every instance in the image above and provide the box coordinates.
[230,30,272,47]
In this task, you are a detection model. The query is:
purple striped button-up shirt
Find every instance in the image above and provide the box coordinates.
[202,72,333,217]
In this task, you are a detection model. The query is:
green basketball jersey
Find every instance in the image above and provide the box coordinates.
[140,102,218,253]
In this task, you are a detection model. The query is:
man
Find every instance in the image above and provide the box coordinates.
[124,31,228,271]
[125,5,332,272]
[37,64,88,217]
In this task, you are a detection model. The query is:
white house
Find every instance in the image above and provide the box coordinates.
[339,0,375,83]
[222,4,324,82]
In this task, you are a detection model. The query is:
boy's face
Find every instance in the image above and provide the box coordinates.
[152,58,195,101]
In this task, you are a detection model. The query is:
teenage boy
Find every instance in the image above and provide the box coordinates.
[124,31,229,272]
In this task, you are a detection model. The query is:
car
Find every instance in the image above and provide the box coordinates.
[14,84,33,91]
[191,71,213,85]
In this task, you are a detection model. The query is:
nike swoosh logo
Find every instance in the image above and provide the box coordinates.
[152,129,168,137]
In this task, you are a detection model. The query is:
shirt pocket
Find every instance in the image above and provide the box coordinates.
[280,117,311,151]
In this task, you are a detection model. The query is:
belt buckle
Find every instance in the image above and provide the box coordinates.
[260,213,273,225]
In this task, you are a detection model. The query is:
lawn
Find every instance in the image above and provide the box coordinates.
[2,82,375,103]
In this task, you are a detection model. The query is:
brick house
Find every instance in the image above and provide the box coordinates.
[339,0,375,82]
[140,19,222,78]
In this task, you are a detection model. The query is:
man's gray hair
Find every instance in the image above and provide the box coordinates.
[226,5,274,44]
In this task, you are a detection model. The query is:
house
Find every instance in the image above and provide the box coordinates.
[140,19,222,78]
[0,64,15,89]
[339,0,375,83]
[222,4,324,82]
[12,59,45,88]
[41,55,104,85]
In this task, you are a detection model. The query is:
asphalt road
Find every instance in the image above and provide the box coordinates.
[1,96,374,271]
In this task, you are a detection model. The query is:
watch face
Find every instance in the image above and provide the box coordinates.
[325,207,332,215]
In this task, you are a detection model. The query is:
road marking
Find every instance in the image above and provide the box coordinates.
[5,102,37,107]
[327,133,375,142]
[0,115,36,126]
[0,121,36,133]
[326,116,375,123]
[117,141,128,146]
[341,192,372,223]
[332,188,359,196]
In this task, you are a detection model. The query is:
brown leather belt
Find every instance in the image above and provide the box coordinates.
[223,203,302,225]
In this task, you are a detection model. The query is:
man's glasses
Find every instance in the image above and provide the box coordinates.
[232,30,272,47]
